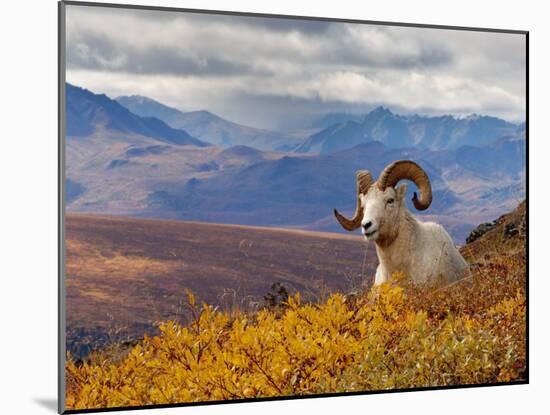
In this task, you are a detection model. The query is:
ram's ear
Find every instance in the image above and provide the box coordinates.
[396,184,408,201]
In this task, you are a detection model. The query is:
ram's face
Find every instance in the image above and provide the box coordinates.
[360,185,407,242]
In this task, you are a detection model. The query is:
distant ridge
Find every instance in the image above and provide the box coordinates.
[67,83,209,147]
[115,95,186,126]
[296,106,521,154]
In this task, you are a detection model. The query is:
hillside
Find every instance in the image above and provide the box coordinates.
[66,202,527,410]
[462,200,526,258]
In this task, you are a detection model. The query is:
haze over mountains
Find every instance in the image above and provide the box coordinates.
[66,83,526,243]
[116,95,302,151]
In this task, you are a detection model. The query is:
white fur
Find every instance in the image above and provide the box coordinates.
[359,184,469,285]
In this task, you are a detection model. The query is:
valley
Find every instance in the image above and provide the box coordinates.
[65,213,374,357]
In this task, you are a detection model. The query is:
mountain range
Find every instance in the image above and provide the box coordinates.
[65,83,526,243]
[114,95,523,155]
[295,106,520,154]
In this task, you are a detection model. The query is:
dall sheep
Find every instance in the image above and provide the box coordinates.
[334,160,469,285]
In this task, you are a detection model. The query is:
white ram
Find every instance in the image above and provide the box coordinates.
[334,160,469,285]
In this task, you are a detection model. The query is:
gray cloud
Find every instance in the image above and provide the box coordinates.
[65,4,526,130]
[68,30,267,76]
[236,15,335,34]
[66,9,451,74]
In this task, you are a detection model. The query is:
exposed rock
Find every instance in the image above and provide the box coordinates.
[466,221,497,244]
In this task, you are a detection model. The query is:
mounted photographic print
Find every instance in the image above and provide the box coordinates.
[58,1,528,413]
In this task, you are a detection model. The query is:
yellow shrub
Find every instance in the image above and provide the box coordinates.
[66,253,526,410]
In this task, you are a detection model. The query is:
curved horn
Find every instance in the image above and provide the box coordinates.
[334,170,374,231]
[377,160,432,210]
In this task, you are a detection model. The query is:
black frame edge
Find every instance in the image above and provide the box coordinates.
[62,0,528,35]
[524,31,529,384]
[58,1,530,413]
[63,380,528,414]
[58,1,67,414]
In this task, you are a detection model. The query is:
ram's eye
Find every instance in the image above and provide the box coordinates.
[387,198,395,205]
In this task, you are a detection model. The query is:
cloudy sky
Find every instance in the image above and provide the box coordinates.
[65,4,526,130]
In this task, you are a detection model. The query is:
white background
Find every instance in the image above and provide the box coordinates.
[0,0,546,414]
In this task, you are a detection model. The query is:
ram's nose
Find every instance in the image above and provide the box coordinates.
[362,221,373,231]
